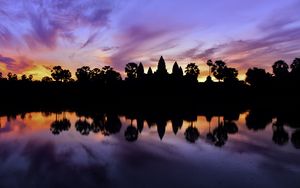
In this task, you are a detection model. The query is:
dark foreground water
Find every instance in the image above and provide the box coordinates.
[0,111,299,188]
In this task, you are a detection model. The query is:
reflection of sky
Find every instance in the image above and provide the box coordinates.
[0,112,300,188]
[1,1,300,81]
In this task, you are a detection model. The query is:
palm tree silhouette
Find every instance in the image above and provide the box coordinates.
[207,59,213,77]
[272,120,289,145]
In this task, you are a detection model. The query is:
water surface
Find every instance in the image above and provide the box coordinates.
[0,111,299,188]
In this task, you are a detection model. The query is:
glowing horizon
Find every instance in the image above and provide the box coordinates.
[1,0,300,81]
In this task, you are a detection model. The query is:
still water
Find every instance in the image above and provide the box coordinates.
[0,111,299,188]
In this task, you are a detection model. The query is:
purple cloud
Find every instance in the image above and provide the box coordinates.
[0,0,114,50]
[101,46,119,52]
[0,54,36,73]
[186,8,300,71]
[0,54,15,64]
[80,32,99,49]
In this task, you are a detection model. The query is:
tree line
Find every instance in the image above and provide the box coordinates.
[0,56,299,87]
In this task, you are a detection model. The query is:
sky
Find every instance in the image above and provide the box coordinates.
[0,0,300,80]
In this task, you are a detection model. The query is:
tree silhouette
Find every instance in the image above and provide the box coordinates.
[51,66,72,82]
[185,63,200,81]
[290,58,300,80]
[211,60,226,82]
[125,63,138,80]
[42,76,53,82]
[51,66,63,82]
[7,72,17,81]
[28,74,33,81]
[21,74,27,81]
[246,67,272,87]
[207,59,213,76]
[223,67,238,83]
[20,74,33,81]
[101,66,122,84]
[272,60,289,79]
[62,69,72,82]
[291,130,300,149]
[76,66,91,82]
[90,68,102,82]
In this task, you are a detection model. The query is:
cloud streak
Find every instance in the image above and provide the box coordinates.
[0,0,300,76]
[0,0,114,50]
[182,4,300,72]
[0,54,15,64]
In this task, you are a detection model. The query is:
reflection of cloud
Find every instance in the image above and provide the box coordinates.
[0,139,109,188]
[227,132,300,172]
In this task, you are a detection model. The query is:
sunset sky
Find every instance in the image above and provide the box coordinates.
[0,0,300,80]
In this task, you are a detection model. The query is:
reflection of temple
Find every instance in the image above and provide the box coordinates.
[1,109,300,149]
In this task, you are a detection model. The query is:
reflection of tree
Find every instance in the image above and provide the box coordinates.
[75,119,91,136]
[213,121,228,147]
[104,114,122,135]
[291,130,300,149]
[91,115,105,134]
[206,115,215,143]
[184,122,200,143]
[206,116,228,147]
[50,113,71,135]
[224,121,238,134]
[272,120,289,145]
[124,120,138,142]
[246,110,272,131]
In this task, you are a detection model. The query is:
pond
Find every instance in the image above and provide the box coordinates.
[0,111,300,188]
